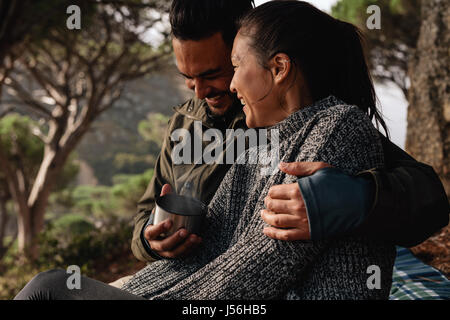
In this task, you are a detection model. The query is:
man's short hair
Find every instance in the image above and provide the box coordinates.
[170,0,254,47]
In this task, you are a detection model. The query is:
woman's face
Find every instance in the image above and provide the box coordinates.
[230,33,281,128]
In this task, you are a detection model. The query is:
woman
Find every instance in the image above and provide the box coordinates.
[15,1,395,300]
[120,0,395,300]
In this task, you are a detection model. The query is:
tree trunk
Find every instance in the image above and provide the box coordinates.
[0,195,9,256]
[16,205,33,256]
[17,124,88,258]
[18,147,65,258]
[0,193,17,260]
[405,0,450,196]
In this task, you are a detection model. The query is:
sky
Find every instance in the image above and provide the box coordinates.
[254,0,408,148]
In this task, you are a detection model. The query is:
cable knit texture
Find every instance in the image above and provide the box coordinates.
[121,96,396,300]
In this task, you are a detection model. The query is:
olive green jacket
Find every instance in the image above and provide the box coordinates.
[131,97,449,262]
[131,97,246,262]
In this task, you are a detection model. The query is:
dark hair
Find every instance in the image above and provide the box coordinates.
[170,0,255,47]
[238,1,388,135]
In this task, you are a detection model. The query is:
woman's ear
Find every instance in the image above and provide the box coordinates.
[269,53,291,84]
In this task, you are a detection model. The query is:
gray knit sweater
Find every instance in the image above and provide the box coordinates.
[121,96,396,300]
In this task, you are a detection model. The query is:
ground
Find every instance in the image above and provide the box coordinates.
[410,224,449,279]
[92,250,146,284]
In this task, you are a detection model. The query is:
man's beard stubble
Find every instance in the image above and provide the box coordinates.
[205,93,240,120]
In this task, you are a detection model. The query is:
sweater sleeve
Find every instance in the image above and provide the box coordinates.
[150,106,388,300]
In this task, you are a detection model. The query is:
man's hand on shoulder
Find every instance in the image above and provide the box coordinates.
[261,162,332,241]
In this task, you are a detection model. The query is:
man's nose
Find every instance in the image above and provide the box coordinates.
[185,78,195,91]
[193,79,210,100]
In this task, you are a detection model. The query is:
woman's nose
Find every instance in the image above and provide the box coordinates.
[229,76,237,94]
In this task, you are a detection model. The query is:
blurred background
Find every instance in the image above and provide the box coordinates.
[0,0,448,299]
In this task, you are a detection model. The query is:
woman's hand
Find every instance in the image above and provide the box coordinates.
[261,162,332,241]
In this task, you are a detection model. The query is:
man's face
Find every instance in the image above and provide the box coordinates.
[173,32,236,116]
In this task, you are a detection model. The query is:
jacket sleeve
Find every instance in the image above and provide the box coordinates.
[354,135,449,247]
[297,167,375,241]
[131,117,175,262]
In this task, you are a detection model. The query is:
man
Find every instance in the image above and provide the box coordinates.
[131,0,449,263]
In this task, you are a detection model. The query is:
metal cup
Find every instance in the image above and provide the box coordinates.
[153,193,206,237]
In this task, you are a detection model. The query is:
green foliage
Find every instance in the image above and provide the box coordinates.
[331,0,420,42]
[35,217,129,269]
[0,113,43,168]
[83,112,167,185]
[50,213,95,237]
[48,188,76,212]
[59,169,153,221]
[111,169,154,213]
[0,113,79,196]
[0,0,170,298]
[138,112,170,146]
[331,0,420,95]
[53,153,80,191]
[0,218,136,299]
[111,112,168,178]
[113,153,156,176]
[3,0,172,188]
[71,185,118,219]
[331,0,378,25]
[0,0,95,62]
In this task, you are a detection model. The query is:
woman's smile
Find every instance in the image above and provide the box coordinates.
[237,95,247,109]
[229,32,306,128]
[229,34,279,128]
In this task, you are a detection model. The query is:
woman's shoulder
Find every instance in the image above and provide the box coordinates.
[315,102,371,124]
[305,100,379,140]
[286,98,384,174]
[286,96,376,141]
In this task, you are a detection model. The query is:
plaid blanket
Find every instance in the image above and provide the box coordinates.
[390,246,449,300]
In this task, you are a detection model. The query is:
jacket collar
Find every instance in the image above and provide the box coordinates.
[174,96,246,130]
